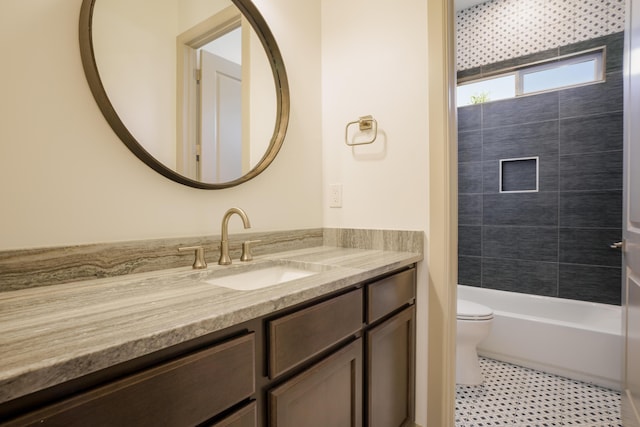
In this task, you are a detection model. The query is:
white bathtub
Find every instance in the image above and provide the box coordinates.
[458,285,623,390]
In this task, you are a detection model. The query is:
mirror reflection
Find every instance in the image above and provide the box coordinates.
[88,0,283,186]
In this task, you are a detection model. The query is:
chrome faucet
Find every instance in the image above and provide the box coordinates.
[218,207,251,265]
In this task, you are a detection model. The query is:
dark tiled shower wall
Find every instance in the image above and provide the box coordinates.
[457,33,623,305]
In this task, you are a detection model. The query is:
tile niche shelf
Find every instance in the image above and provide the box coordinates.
[499,157,539,193]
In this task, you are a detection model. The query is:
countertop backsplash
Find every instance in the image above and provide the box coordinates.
[0,228,423,292]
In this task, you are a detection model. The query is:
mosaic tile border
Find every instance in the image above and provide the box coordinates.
[457,0,626,71]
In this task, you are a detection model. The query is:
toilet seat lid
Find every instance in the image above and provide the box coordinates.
[457,299,493,321]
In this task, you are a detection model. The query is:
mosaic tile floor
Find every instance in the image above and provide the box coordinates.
[455,357,622,427]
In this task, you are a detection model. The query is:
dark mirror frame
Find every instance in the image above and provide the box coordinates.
[79,0,290,189]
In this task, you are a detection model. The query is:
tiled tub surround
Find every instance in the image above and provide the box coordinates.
[458,33,623,305]
[0,230,422,405]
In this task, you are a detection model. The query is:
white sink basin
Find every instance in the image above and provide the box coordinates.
[205,265,317,291]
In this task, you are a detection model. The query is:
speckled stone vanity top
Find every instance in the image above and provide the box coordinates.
[0,245,421,405]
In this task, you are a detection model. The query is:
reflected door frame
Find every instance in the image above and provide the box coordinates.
[198,50,242,182]
[176,6,245,181]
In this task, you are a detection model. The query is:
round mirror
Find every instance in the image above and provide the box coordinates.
[79,0,289,189]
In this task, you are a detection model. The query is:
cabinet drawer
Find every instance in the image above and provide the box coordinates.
[8,333,255,427]
[367,268,416,323]
[210,401,257,427]
[268,289,363,378]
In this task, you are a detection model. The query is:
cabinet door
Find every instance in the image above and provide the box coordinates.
[366,306,415,427]
[268,339,362,427]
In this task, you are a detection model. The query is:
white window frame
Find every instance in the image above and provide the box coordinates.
[457,73,517,106]
[516,50,605,96]
[457,47,606,106]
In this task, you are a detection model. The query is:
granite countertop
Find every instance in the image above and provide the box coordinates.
[0,245,422,405]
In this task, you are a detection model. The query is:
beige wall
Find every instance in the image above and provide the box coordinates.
[320,1,429,232]
[0,0,323,250]
[320,1,430,424]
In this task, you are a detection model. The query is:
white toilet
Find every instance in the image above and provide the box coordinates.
[456,299,494,385]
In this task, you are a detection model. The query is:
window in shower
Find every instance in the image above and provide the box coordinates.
[500,157,539,193]
[457,74,516,107]
[519,51,604,95]
[457,48,605,107]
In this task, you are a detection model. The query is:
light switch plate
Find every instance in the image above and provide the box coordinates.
[329,184,342,208]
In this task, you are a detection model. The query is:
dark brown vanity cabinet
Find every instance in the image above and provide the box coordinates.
[266,267,416,427]
[365,268,416,427]
[1,265,416,427]
[3,333,256,427]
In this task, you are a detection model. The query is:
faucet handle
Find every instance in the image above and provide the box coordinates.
[178,246,207,269]
[240,240,261,262]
